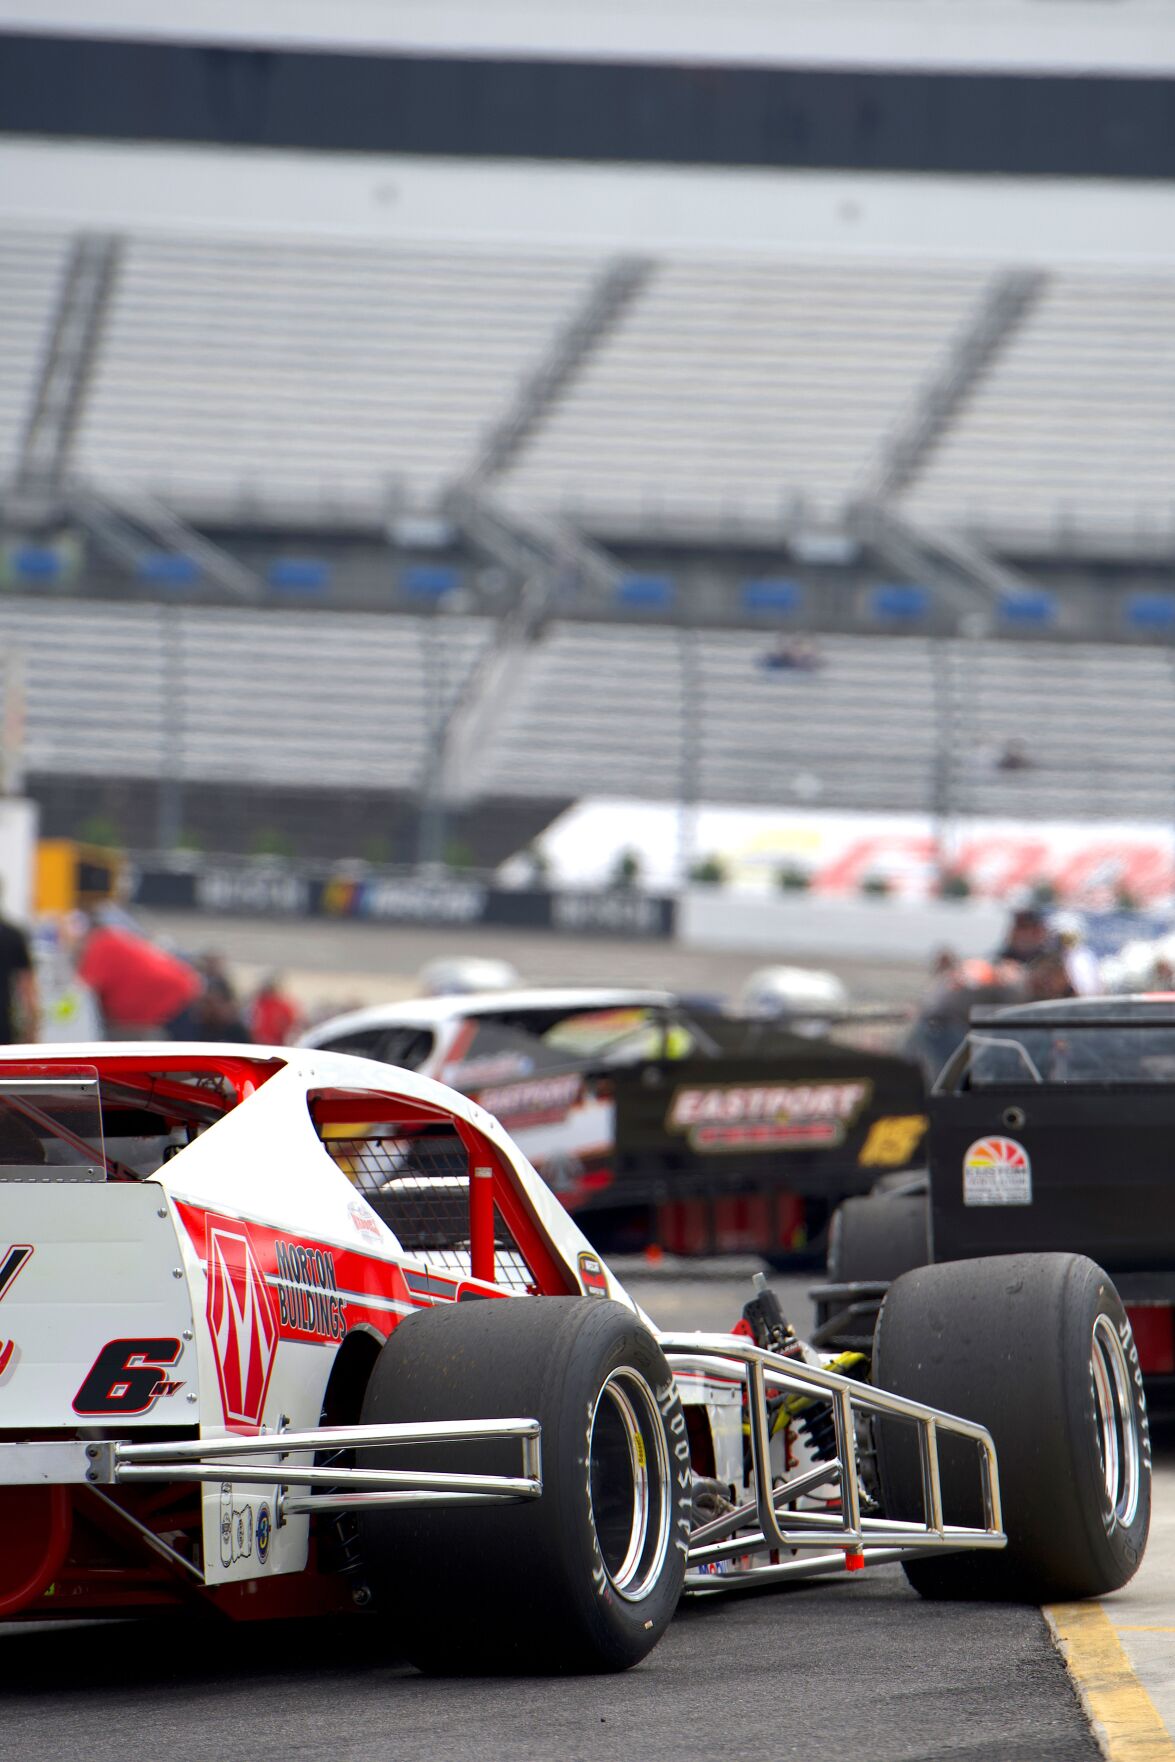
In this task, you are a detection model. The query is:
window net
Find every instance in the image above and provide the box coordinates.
[324,1126,536,1294]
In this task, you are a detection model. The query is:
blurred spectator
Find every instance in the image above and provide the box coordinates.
[758,637,822,674]
[190,952,249,1041]
[1023,950,1076,1002]
[0,882,37,1043]
[76,919,202,1038]
[249,974,303,1046]
[1053,913,1101,996]
[996,738,1033,773]
[904,949,1021,1083]
[995,906,1051,966]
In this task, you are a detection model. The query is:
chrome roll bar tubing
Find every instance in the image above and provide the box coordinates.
[659,1334,1003,1570]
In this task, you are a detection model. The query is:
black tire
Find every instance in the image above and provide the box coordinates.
[357,1297,690,1673]
[874,1253,1151,1601]
[814,1194,930,1332]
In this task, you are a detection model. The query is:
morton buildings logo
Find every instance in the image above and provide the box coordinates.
[666,1081,872,1154]
[207,1226,278,1429]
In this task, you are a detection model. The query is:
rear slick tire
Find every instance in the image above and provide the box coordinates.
[357,1297,691,1673]
[814,1193,930,1334]
[874,1253,1151,1602]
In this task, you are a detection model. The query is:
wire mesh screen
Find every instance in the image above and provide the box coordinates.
[325,1128,536,1293]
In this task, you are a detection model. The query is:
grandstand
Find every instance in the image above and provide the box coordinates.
[3,595,1174,850]
[1,224,1174,561]
[3,0,1175,871]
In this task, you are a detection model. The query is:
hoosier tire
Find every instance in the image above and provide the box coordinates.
[827,1193,930,1286]
[874,1253,1151,1601]
[357,1298,691,1673]
[814,1193,930,1334]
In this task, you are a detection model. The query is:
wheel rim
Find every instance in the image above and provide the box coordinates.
[587,1367,673,1602]
[1090,1314,1142,1531]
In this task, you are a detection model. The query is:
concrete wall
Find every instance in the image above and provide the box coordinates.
[680,888,1008,963]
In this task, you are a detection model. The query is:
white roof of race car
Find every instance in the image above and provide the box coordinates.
[0,1040,513,1135]
[300,987,678,1046]
[0,1040,626,1303]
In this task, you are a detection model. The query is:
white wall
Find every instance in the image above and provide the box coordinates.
[6,143,1175,269]
[3,0,1173,75]
[680,889,1008,962]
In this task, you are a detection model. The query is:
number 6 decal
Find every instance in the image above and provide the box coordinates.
[73,1338,184,1415]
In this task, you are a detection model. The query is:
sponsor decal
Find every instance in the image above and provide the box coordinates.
[207,1227,279,1429]
[858,1115,929,1168]
[0,1248,32,1388]
[273,1240,347,1341]
[219,1482,253,1567]
[962,1136,1033,1206]
[346,1197,382,1244]
[175,1203,417,1367]
[73,1338,184,1415]
[327,876,488,924]
[0,1244,32,1301]
[552,891,670,936]
[256,1503,272,1565]
[196,867,310,916]
[577,1251,608,1298]
[666,1081,871,1153]
[475,1073,583,1126]
[442,1052,535,1088]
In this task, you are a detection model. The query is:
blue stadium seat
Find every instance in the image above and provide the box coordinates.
[869,582,929,623]
[616,574,675,611]
[401,564,459,602]
[999,590,1057,629]
[267,557,331,594]
[743,578,802,615]
[1125,592,1175,633]
[11,545,62,583]
[137,552,200,587]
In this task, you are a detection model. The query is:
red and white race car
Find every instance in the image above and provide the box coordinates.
[0,1044,1149,1671]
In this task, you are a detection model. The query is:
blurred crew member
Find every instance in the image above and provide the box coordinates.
[995,906,1051,966]
[77,920,202,1038]
[0,882,37,1043]
[1053,913,1101,996]
[249,975,302,1046]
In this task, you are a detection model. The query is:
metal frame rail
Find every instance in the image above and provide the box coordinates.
[94,1418,542,1523]
[658,1333,1004,1594]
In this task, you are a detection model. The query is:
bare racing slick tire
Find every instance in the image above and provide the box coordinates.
[357,1297,691,1673]
[813,1193,930,1338]
[874,1253,1150,1601]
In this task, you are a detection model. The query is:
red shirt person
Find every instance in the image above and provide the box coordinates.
[77,923,202,1037]
[249,977,302,1046]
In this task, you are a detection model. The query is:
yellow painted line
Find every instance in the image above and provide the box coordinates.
[1046,1602,1175,1762]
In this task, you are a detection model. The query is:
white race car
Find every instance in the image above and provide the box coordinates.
[0,1043,1149,1672]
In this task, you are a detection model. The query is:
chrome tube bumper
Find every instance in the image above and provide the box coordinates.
[658,1331,1005,1594]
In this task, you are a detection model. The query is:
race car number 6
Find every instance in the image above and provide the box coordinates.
[73,1338,183,1415]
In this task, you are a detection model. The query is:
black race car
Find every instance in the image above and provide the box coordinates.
[813,994,1175,1407]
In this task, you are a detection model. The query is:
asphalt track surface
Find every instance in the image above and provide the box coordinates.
[0,1274,1115,1762]
[135,908,930,1018]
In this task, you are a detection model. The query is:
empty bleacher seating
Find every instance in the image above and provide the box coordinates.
[497,259,988,534]
[470,623,1175,820]
[2,597,1173,822]
[71,236,601,524]
[0,598,490,792]
[901,272,1175,550]
[0,228,70,485]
